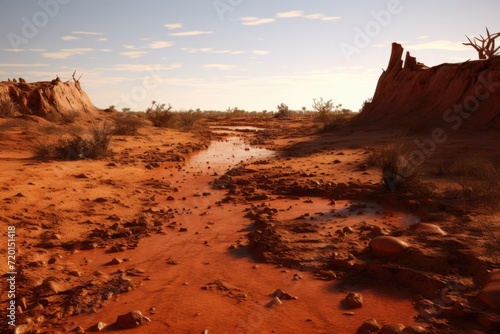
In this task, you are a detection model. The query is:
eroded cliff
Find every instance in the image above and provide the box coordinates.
[355,43,500,130]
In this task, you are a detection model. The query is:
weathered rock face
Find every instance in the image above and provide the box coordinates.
[0,79,99,117]
[354,43,500,129]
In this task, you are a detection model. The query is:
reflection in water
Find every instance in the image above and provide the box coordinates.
[186,137,274,174]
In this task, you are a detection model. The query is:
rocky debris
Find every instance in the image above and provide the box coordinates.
[409,223,447,236]
[379,323,406,334]
[88,322,107,331]
[369,236,409,257]
[114,310,151,329]
[201,280,247,300]
[478,269,500,309]
[401,326,427,334]
[270,288,297,300]
[344,291,363,309]
[359,318,381,332]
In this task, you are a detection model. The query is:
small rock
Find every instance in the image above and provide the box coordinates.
[380,323,405,334]
[115,310,151,329]
[369,236,409,257]
[270,289,297,300]
[109,258,123,265]
[359,318,381,332]
[401,326,427,334]
[88,322,107,331]
[344,292,363,309]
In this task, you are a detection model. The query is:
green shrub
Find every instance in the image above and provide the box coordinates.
[371,140,422,192]
[146,101,174,127]
[114,112,147,135]
[33,122,113,160]
[452,155,500,210]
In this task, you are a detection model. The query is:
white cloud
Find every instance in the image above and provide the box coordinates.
[148,41,175,49]
[120,51,148,59]
[0,63,49,67]
[169,31,214,37]
[252,50,270,55]
[203,64,237,70]
[100,49,113,52]
[321,16,341,21]
[406,40,467,51]
[41,48,94,59]
[71,31,105,35]
[164,23,183,30]
[418,35,430,39]
[97,38,108,42]
[62,35,79,41]
[105,63,182,72]
[276,11,303,18]
[241,18,276,26]
[181,47,247,55]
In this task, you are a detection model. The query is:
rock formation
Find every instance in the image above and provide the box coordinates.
[0,76,100,118]
[354,43,500,129]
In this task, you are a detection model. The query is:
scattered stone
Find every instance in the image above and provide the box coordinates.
[108,258,123,265]
[344,292,363,309]
[88,322,107,331]
[267,296,283,308]
[359,318,381,332]
[379,323,405,334]
[478,269,500,309]
[179,227,188,232]
[270,288,297,300]
[115,310,151,329]
[401,326,427,334]
[369,236,409,257]
[73,326,85,334]
[410,223,447,236]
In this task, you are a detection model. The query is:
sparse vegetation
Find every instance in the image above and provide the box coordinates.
[33,122,113,160]
[358,97,373,113]
[451,155,500,211]
[146,101,174,128]
[371,139,423,192]
[0,100,17,118]
[463,27,500,59]
[312,98,353,130]
[274,103,294,119]
[174,110,202,130]
[113,112,147,135]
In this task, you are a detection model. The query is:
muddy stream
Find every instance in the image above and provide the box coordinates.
[62,129,421,333]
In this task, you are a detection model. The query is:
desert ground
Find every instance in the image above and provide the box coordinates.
[0,112,499,334]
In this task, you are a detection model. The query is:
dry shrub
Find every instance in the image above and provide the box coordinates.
[0,100,17,118]
[33,122,113,160]
[371,140,424,192]
[174,110,202,130]
[146,102,174,127]
[113,113,147,135]
[452,155,500,211]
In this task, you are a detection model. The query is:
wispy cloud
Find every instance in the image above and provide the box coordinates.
[418,35,430,39]
[148,41,175,49]
[71,31,105,36]
[120,51,148,59]
[41,48,94,59]
[252,50,270,55]
[181,47,246,55]
[203,64,237,70]
[406,40,467,51]
[100,49,113,52]
[0,63,49,67]
[105,64,182,72]
[169,31,214,37]
[97,38,108,42]
[240,11,341,26]
[61,35,79,41]
[164,23,183,30]
[240,17,276,26]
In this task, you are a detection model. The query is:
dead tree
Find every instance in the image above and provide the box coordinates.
[463,27,500,59]
[72,70,84,90]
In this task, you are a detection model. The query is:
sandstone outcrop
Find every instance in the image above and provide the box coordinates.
[0,76,100,118]
[354,43,500,129]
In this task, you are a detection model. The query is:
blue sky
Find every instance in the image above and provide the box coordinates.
[1,0,499,111]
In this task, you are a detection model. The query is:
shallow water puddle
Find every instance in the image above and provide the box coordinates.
[186,136,274,174]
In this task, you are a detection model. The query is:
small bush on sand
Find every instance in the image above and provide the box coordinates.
[146,101,174,127]
[175,110,202,130]
[371,140,423,192]
[34,122,113,160]
[451,155,500,210]
[113,112,147,135]
[312,98,348,130]
[0,100,17,118]
[274,103,294,119]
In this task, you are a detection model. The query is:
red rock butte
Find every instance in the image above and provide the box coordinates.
[354,43,500,129]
